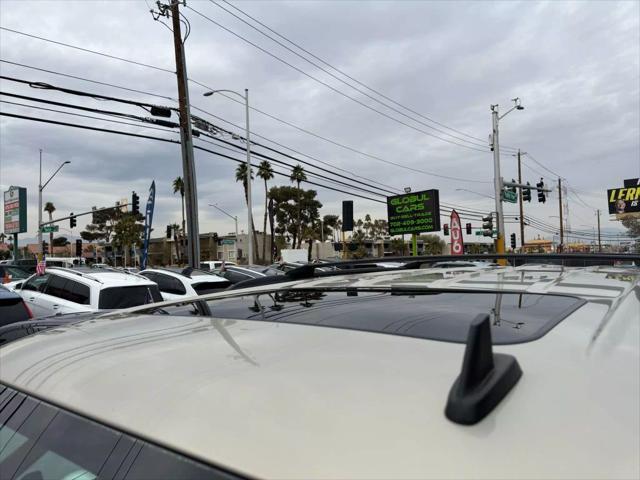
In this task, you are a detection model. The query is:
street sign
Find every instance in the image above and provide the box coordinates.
[502,190,518,203]
[3,186,27,234]
[387,189,441,236]
[41,225,59,233]
[222,239,235,245]
[476,230,496,236]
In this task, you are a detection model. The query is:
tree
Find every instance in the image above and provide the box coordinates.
[80,208,120,244]
[172,177,185,233]
[235,163,259,263]
[112,212,144,267]
[257,160,274,263]
[322,215,340,242]
[52,236,69,247]
[419,234,446,255]
[269,185,321,250]
[43,202,56,255]
[289,164,307,248]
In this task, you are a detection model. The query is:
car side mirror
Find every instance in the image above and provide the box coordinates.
[14,283,22,289]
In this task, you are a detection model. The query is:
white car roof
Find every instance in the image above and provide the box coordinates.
[1,265,638,479]
[142,268,228,285]
[45,267,156,288]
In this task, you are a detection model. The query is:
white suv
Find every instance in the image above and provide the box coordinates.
[139,268,230,300]
[16,267,162,318]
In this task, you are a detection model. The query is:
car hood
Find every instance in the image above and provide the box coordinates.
[0,299,638,480]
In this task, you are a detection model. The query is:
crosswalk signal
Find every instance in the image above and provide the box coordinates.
[523,182,532,202]
[443,224,449,236]
[166,225,172,239]
[536,179,546,203]
[465,223,472,235]
[75,239,82,257]
[482,214,494,237]
[69,213,76,228]
[510,233,516,249]
[132,192,140,215]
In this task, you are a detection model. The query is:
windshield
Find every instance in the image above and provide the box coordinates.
[2,267,30,280]
[98,285,163,309]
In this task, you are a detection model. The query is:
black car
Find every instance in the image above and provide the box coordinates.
[0,285,32,328]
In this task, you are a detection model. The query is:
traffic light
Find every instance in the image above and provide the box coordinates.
[510,233,516,249]
[482,214,494,237]
[510,179,517,194]
[75,239,82,257]
[70,213,76,228]
[536,179,546,203]
[523,182,531,202]
[132,192,140,215]
[443,224,449,236]
[166,225,172,239]
[465,223,472,235]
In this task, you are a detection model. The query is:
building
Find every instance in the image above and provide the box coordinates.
[523,238,554,253]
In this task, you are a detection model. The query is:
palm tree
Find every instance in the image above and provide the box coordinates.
[44,202,56,255]
[172,177,185,234]
[289,164,307,247]
[235,163,259,263]
[257,160,274,262]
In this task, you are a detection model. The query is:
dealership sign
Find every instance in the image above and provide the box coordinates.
[3,186,27,235]
[607,178,640,218]
[387,189,441,235]
[450,210,464,255]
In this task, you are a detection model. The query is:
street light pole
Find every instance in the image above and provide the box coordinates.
[490,98,524,261]
[203,88,254,265]
[244,88,254,265]
[209,203,239,260]
[37,150,70,257]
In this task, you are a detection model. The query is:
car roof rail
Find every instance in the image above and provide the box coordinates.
[46,266,104,284]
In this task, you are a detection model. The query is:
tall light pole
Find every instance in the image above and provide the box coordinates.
[209,203,238,260]
[203,88,253,265]
[490,98,524,259]
[38,149,70,256]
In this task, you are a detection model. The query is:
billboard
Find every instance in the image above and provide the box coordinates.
[387,189,441,235]
[3,186,27,234]
[607,184,640,216]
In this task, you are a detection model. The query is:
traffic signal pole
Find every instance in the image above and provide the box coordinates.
[517,149,525,250]
[491,106,506,260]
[170,1,200,268]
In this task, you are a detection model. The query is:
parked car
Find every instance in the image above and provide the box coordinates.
[0,264,31,285]
[214,265,284,284]
[1,256,637,479]
[200,260,236,271]
[139,267,230,300]
[0,284,32,327]
[14,267,163,318]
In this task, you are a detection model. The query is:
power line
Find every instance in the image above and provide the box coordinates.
[210,0,492,150]
[526,152,563,179]
[1,60,400,191]
[0,27,175,74]
[217,0,490,145]
[186,4,492,154]
[1,32,491,184]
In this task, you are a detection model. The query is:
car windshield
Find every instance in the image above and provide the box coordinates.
[2,267,30,280]
[202,288,586,345]
[98,285,163,309]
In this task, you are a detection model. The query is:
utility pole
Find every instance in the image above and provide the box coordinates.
[597,209,602,252]
[170,0,200,268]
[491,105,506,258]
[517,149,525,250]
[558,178,564,252]
[38,149,43,259]
[244,88,254,265]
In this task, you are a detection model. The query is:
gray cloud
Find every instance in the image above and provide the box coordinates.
[1,0,638,247]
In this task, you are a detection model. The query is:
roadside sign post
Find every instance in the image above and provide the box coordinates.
[387,190,441,236]
[4,186,27,260]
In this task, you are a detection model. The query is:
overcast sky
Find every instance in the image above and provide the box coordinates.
[1,0,639,247]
